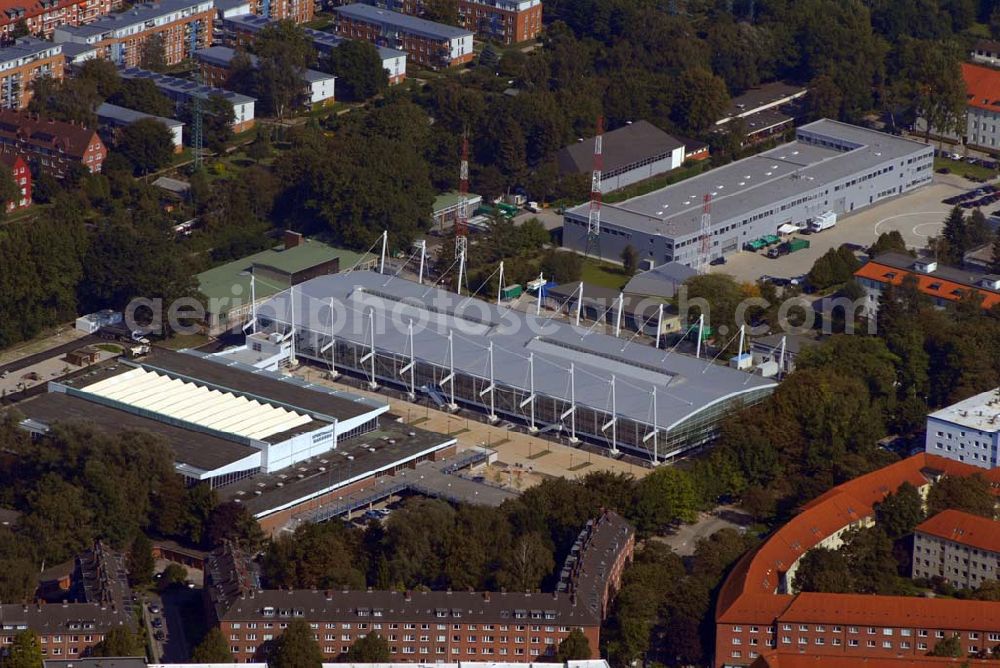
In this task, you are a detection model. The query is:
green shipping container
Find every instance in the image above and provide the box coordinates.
[787,238,811,252]
[500,284,523,300]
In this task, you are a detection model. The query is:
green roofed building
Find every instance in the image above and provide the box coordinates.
[197,231,376,334]
[432,190,483,230]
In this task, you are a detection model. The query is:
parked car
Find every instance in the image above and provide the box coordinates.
[152,618,163,628]
[709,256,727,266]
[148,603,160,614]
[154,630,165,641]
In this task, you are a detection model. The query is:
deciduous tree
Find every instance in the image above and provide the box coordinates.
[342,633,390,662]
[272,619,323,668]
[556,629,592,661]
[324,41,388,102]
[192,628,234,663]
[117,118,174,175]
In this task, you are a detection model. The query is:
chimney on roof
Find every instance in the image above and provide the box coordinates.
[483,592,490,602]
[404,591,411,602]
[284,229,303,250]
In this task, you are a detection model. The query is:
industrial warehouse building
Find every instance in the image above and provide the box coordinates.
[557,120,687,193]
[563,120,934,267]
[12,349,457,533]
[240,271,776,461]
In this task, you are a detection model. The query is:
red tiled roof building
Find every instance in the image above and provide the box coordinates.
[0,109,105,177]
[715,453,1000,667]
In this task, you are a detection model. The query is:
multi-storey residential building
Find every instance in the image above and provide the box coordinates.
[222,13,406,84]
[245,0,311,23]
[923,387,1000,468]
[0,151,30,210]
[854,253,1000,318]
[118,67,255,132]
[333,3,473,70]
[715,453,1000,667]
[0,38,63,110]
[0,542,135,659]
[913,509,1000,588]
[367,0,540,45]
[194,45,335,107]
[52,0,213,67]
[206,512,633,663]
[96,101,184,152]
[0,0,113,43]
[0,603,133,658]
[0,109,105,176]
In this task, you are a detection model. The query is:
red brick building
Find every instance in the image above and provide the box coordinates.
[247,0,312,24]
[0,152,31,211]
[0,38,65,110]
[333,3,474,70]
[206,512,633,663]
[52,0,214,68]
[715,453,1000,667]
[0,542,136,660]
[0,0,112,42]
[369,0,541,45]
[0,110,105,176]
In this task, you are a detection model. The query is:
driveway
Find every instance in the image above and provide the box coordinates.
[709,178,970,283]
[159,587,202,661]
[653,504,752,556]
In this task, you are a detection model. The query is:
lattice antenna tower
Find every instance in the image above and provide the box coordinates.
[697,193,712,274]
[585,116,603,258]
[455,133,469,259]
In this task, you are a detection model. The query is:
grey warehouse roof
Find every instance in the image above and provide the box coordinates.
[255,271,775,433]
[334,3,472,41]
[97,102,183,128]
[566,119,931,240]
[557,120,684,175]
[119,67,255,106]
[624,262,697,299]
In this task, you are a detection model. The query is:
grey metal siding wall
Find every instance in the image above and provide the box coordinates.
[602,155,676,192]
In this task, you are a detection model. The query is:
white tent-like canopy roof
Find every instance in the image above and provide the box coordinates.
[82,367,312,440]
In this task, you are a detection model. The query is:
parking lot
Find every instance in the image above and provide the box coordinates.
[712,177,968,283]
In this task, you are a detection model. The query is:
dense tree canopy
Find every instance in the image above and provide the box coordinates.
[324,41,388,102]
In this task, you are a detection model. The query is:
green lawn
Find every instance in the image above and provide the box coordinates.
[604,161,708,204]
[935,157,998,181]
[581,258,630,291]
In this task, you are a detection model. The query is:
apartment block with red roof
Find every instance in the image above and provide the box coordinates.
[854,252,1000,317]
[913,509,1000,588]
[958,62,1000,151]
[0,0,113,42]
[714,453,1000,667]
[0,109,105,177]
[0,152,31,210]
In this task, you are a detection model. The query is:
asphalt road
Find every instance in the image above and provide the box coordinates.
[0,334,100,376]
[653,505,752,557]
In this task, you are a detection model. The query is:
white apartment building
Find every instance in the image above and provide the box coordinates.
[925,387,1000,468]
